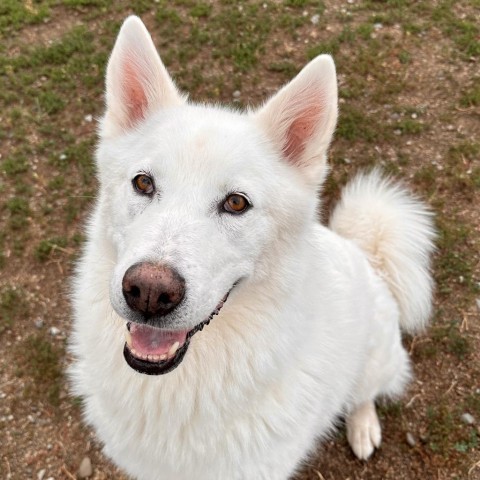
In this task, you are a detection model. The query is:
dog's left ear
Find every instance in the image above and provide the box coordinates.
[253,55,337,185]
[101,16,185,138]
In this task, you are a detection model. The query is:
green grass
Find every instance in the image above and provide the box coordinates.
[337,104,384,143]
[35,237,69,262]
[0,0,51,30]
[460,80,480,107]
[0,286,28,335]
[426,399,479,457]
[16,333,64,406]
[5,197,30,230]
[1,154,29,176]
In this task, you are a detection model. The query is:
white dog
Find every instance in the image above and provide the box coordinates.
[70,16,435,480]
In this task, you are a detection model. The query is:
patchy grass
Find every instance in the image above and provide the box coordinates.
[0,286,28,335]
[0,0,479,478]
[460,79,480,107]
[0,0,50,30]
[16,333,64,406]
[5,196,30,230]
[426,400,479,457]
[35,236,69,262]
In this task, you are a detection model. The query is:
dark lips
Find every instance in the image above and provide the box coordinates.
[123,287,235,375]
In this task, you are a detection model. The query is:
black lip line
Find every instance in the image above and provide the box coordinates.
[123,282,238,375]
[123,339,190,375]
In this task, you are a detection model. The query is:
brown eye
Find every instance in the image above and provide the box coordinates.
[133,174,154,195]
[223,193,249,214]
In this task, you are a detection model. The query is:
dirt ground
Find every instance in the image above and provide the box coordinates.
[0,1,479,479]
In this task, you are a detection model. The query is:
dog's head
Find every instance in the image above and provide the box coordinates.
[96,16,337,375]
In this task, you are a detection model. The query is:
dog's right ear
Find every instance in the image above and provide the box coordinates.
[101,16,185,138]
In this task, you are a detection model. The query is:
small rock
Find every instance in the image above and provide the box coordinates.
[311,14,320,25]
[411,113,417,119]
[78,456,93,478]
[49,327,61,336]
[461,413,475,425]
[475,298,480,312]
[84,114,93,123]
[406,432,416,447]
[59,153,67,161]
[37,469,46,480]
[374,23,383,30]
[394,129,402,136]
[34,318,44,329]
[232,90,241,99]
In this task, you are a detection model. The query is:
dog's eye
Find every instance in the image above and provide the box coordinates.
[223,194,249,214]
[133,174,154,195]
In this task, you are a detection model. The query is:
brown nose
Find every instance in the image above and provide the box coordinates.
[122,262,186,318]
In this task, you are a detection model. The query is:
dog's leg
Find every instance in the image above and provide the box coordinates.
[346,400,381,460]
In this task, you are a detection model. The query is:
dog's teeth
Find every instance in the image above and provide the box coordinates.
[125,330,133,347]
[168,341,180,358]
[130,348,138,357]
[160,354,167,361]
[148,354,160,362]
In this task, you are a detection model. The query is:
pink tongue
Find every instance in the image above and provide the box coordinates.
[130,324,188,356]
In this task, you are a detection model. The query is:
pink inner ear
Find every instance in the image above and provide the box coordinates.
[283,103,323,164]
[122,57,149,127]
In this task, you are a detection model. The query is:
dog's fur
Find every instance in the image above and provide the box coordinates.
[69,16,435,480]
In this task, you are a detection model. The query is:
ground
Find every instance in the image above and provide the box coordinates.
[0,1,479,479]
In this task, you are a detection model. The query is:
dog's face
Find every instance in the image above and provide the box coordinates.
[96,16,337,375]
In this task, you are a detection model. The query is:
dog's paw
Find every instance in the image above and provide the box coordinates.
[346,401,382,460]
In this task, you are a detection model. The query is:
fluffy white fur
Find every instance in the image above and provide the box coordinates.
[69,16,436,480]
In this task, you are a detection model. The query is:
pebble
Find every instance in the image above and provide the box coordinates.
[232,90,241,99]
[49,327,61,336]
[59,153,67,161]
[84,114,93,123]
[37,469,46,480]
[406,432,416,447]
[34,318,44,329]
[78,456,93,478]
[311,14,320,25]
[461,413,475,425]
[394,129,402,136]
[475,298,480,312]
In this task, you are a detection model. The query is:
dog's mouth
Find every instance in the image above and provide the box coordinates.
[123,289,232,375]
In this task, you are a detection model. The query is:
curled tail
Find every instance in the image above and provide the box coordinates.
[329,169,436,333]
